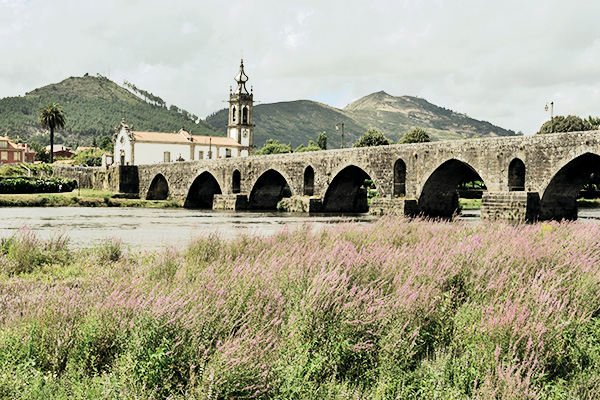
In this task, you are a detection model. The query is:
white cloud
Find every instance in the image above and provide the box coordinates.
[0,0,598,134]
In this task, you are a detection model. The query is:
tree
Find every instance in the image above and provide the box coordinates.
[254,139,293,155]
[317,131,327,150]
[295,140,322,153]
[399,127,431,144]
[353,129,391,148]
[39,103,66,163]
[100,135,114,152]
[584,116,600,130]
[537,115,585,134]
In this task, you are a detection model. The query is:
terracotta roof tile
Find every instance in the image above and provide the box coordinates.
[132,130,241,147]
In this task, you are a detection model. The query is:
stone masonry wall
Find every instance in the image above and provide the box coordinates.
[51,130,600,219]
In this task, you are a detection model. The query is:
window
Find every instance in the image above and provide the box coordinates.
[232,106,236,122]
[225,148,231,158]
[13,152,20,161]
[198,151,204,160]
[0,152,7,160]
[163,151,171,162]
[242,107,248,124]
[0,141,7,148]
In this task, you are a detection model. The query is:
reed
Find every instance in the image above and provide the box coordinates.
[0,217,599,399]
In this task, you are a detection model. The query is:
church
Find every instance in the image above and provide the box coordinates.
[113,60,255,165]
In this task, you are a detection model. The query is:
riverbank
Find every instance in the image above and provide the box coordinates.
[0,189,180,208]
[459,197,600,209]
[3,191,599,210]
[1,217,599,398]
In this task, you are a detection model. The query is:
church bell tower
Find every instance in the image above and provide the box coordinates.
[227,59,254,156]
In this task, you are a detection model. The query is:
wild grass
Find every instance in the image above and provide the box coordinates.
[0,189,181,208]
[0,217,599,399]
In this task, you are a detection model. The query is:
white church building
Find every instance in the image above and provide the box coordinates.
[113,60,255,165]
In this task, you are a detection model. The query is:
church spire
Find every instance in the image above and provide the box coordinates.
[234,59,249,95]
[227,59,254,157]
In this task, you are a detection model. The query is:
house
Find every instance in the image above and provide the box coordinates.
[46,144,74,159]
[113,59,255,165]
[0,136,35,164]
[113,125,243,165]
[76,146,101,153]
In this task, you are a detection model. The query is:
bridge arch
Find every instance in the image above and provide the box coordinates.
[232,169,241,194]
[394,158,407,197]
[249,169,293,210]
[322,165,373,213]
[539,152,600,220]
[419,159,486,217]
[508,158,526,191]
[304,166,315,196]
[146,174,169,200]
[184,171,222,209]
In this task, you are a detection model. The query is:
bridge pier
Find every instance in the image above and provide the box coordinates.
[481,192,540,222]
[213,194,248,211]
[369,198,419,216]
[276,196,323,212]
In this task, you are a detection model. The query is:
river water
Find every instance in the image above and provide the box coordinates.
[0,207,379,250]
[1,207,599,251]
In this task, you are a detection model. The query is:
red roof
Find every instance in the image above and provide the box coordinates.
[132,129,241,147]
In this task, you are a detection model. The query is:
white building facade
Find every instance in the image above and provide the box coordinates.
[113,60,255,165]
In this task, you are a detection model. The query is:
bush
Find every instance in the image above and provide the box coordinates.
[353,128,392,147]
[0,177,76,194]
[399,127,431,144]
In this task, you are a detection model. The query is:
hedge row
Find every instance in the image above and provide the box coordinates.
[0,177,76,194]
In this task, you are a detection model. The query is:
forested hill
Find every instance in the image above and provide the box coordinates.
[207,91,516,149]
[0,74,219,147]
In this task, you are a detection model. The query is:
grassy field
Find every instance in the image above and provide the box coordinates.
[0,189,180,208]
[1,217,599,399]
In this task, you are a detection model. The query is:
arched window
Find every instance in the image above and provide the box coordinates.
[508,158,525,191]
[242,107,248,124]
[394,159,406,197]
[232,106,236,122]
[232,170,241,194]
[304,166,314,196]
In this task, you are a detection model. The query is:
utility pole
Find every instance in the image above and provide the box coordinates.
[545,101,554,133]
[336,123,345,148]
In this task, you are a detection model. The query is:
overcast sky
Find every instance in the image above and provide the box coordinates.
[1,0,598,134]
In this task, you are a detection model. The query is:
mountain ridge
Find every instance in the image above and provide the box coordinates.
[0,75,516,151]
[0,75,219,148]
[207,91,516,148]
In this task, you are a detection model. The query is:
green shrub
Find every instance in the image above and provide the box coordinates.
[0,230,70,275]
[0,177,76,194]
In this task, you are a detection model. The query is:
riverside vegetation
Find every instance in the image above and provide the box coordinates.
[1,217,600,399]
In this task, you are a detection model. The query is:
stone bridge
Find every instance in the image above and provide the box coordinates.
[57,130,600,221]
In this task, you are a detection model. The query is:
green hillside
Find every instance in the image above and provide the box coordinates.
[208,91,516,148]
[0,74,219,148]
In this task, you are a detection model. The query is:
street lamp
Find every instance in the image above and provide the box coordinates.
[78,170,82,196]
[335,123,344,149]
[545,101,554,133]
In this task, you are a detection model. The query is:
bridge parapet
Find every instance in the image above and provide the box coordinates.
[51,130,600,221]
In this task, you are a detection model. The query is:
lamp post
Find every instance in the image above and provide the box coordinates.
[545,101,554,133]
[335,123,344,149]
[78,170,82,197]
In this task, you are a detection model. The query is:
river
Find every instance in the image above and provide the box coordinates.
[1,207,599,251]
[0,207,378,250]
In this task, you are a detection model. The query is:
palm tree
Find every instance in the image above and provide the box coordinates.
[39,103,66,163]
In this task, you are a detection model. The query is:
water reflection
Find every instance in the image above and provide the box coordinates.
[1,207,598,251]
[0,207,378,250]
